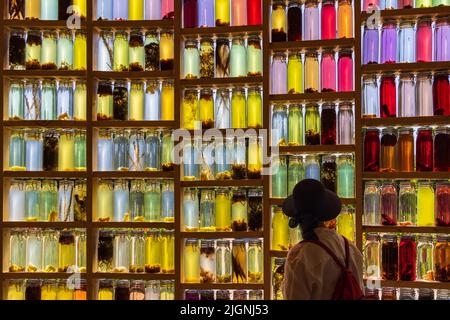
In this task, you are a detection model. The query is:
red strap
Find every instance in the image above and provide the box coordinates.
[301,236,350,271]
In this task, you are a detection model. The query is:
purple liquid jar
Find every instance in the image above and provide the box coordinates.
[435,17,450,62]
[197,0,214,27]
[271,52,287,94]
[304,0,320,41]
[381,21,397,64]
[363,27,379,64]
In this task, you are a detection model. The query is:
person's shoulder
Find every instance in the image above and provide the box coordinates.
[286,241,318,262]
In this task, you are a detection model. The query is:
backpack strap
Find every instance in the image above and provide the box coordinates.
[301,236,350,271]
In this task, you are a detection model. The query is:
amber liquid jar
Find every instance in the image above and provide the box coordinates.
[397,128,414,172]
[434,235,450,282]
[380,128,397,172]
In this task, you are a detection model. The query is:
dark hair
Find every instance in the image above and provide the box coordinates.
[299,213,320,241]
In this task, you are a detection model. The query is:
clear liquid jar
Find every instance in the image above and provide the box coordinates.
[114,130,129,171]
[23,81,40,120]
[144,81,160,120]
[57,80,73,120]
[143,180,160,222]
[364,181,381,225]
[9,229,26,272]
[183,39,200,79]
[97,130,114,171]
[25,180,41,221]
[145,281,160,300]
[247,34,262,76]
[161,131,174,171]
[114,31,129,71]
[58,180,74,221]
[26,229,43,272]
[130,180,145,221]
[113,180,129,222]
[362,75,379,118]
[130,280,145,300]
[98,31,113,71]
[398,182,417,226]
[129,81,145,121]
[337,102,354,144]
[364,233,381,279]
[9,180,25,221]
[161,181,174,222]
[230,36,247,77]
[41,79,56,120]
[232,189,248,231]
[183,189,199,231]
[73,81,86,121]
[215,88,231,128]
[130,230,145,273]
[271,104,288,146]
[25,130,43,171]
[41,31,57,70]
[113,230,131,272]
[398,20,415,63]
[304,0,319,40]
[9,130,26,171]
[57,30,73,70]
[416,73,433,116]
[215,240,232,283]
[129,31,145,71]
[416,18,432,62]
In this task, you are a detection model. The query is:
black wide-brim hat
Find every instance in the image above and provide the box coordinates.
[282,179,342,222]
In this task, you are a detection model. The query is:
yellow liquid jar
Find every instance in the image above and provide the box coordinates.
[129,0,145,20]
[74,30,87,70]
[184,239,200,283]
[56,281,74,300]
[183,89,199,130]
[215,0,230,26]
[161,230,175,273]
[160,30,174,71]
[161,80,174,120]
[41,280,57,300]
[129,81,145,120]
[338,0,353,38]
[74,81,87,121]
[231,88,247,128]
[288,52,303,94]
[232,240,247,283]
[336,206,355,242]
[73,0,87,19]
[417,182,435,226]
[304,51,319,93]
[58,130,75,171]
[199,89,214,129]
[114,31,129,71]
[247,137,262,179]
[7,280,24,300]
[272,206,289,251]
[58,231,76,272]
[215,189,232,231]
[25,0,40,19]
[98,280,114,300]
[145,230,162,273]
[247,87,262,129]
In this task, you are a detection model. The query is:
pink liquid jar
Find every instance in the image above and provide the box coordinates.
[321,0,336,40]
[416,18,432,62]
[321,50,336,92]
[338,49,353,92]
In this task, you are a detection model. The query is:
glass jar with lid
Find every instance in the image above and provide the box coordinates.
[98,279,114,300]
[272,206,289,251]
[9,180,25,221]
[288,156,304,194]
[58,230,75,272]
[130,180,144,221]
[230,36,247,77]
[41,79,57,120]
[114,31,129,71]
[144,130,161,171]
[128,129,145,171]
[364,233,381,279]
[232,137,247,179]
[271,1,287,42]
[143,180,161,222]
[41,280,57,300]
[338,102,354,144]
[113,130,129,171]
[97,180,113,222]
[97,31,113,71]
[200,240,216,283]
[98,230,114,272]
[200,189,215,231]
[231,88,246,128]
[43,230,58,273]
[129,30,145,71]
[305,103,320,145]
[288,104,303,146]
[9,29,26,70]
[145,30,160,71]
[159,30,174,71]
[416,235,434,281]
[321,155,337,192]
[113,80,128,121]
[199,37,214,78]
[97,81,113,120]
[304,51,319,93]
[9,80,25,120]
[417,181,435,226]
[113,230,131,273]
[336,206,355,241]
[183,188,199,231]
[115,280,130,300]
[130,230,145,273]
[364,181,381,225]
[398,182,416,226]
[337,155,354,198]
[41,30,57,70]
[272,104,288,146]
[381,182,397,226]
[58,180,74,222]
[435,235,450,282]
[273,258,285,300]
[161,231,174,274]
[161,130,174,171]
[183,39,200,79]
[271,52,287,94]
[74,81,87,121]
[215,38,230,78]
[26,229,43,272]
[247,136,262,179]
[183,89,199,130]
[130,280,145,300]
[144,81,160,120]
[161,180,174,222]
[199,88,214,129]
[232,240,247,283]
[57,80,73,120]
[184,239,200,283]
[215,0,230,26]
[216,240,232,283]
[248,239,263,284]
[399,234,417,281]
[247,87,263,129]
[145,229,161,273]
[145,280,160,300]
[25,131,43,171]
[247,34,262,76]
[304,155,320,181]
[381,234,398,280]
[26,30,41,70]
[232,189,248,231]
[9,229,26,272]
[74,30,87,70]
[272,156,288,198]
[24,180,40,221]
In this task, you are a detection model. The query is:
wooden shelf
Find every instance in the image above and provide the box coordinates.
[270,250,288,258]
[92,273,175,280]
[3,120,87,128]
[270,198,356,206]
[363,226,450,234]
[92,171,175,179]
[181,25,262,36]
[180,76,263,88]
[3,272,86,279]
[362,116,450,127]
[180,179,264,188]
[275,145,355,154]
[92,222,174,229]
[270,92,355,103]
[364,279,450,290]
[93,71,174,80]
[270,38,354,51]
[180,283,265,290]
[180,231,264,239]
[3,171,87,178]
[93,19,174,29]
[93,121,176,128]
[362,61,450,74]
[2,222,86,228]
[361,6,450,20]
[3,70,86,78]
[362,172,450,180]
[4,20,87,28]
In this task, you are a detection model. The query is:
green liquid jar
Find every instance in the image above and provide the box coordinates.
[231,88,246,128]
[288,156,305,195]
[40,180,58,221]
[26,30,42,70]
[129,81,145,121]
[247,34,262,77]
[288,52,303,94]
[183,39,200,79]
[415,0,432,6]
[74,131,86,171]
[57,30,73,70]
[9,80,25,120]
[337,154,355,198]
[305,103,320,145]
[114,31,129,71]
[41,31,57,70]
[433,0,449,5]
[74,81,87,121]
[129,31,145,71]
[144,180,161,222]
[230,36,247,77]
[161,131,174,172]
[272,156,288,198]
[288,104,303,146]
[247,87,263,129]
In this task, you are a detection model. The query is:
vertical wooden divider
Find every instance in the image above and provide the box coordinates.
[0,0,4,301]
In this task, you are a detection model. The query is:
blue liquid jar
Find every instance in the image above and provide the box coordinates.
[114,130,129,171]
[145,130,161,171]
[305,155,320,180]
[114,179,129,222]
[129,130,145,171]
[97,129,114,171]
[9,80,25,120]
[162,180,174,222]
[41,80,56,120]
[25,130,43,171]
[184,189,199,230]
[57,80,73,120]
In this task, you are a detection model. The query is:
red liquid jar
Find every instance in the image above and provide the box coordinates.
[381,234,398,281]
[364,128,380,172]
[321,103,337,145]
[338,49,353,92]
[183,0,198,28]
[416,127,433,172]
[321,0,336,40]
[434,127,450,172]
[436,182,450,226]
[247,0,262,25]
[416,18,432,62]
[381,182,397,226]
[433,72,450,116]
[380,75,397,118]
[288,1,302,41]
[399,235,417,281]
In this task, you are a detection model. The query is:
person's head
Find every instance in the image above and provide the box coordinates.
[282,179,342,241]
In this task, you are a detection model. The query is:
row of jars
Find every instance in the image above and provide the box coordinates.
[271,50,354,94]
[96,80,174,121]
[271,103,354,146]
[6,279,87,300]
[9,29,86,70]
[8,179,87,222]
[97,129,174,172]
[364,287,450,300]
[96,30,174,72]
[184,289,264,300]
[362,0,449,11]
[271,0,353,42]
[363,18,450,64]
[363,72,450,118]
[183,87,262,130]
[96,179,174,223]
[363,127,450,172]
[8,0,86,20]
[183,238,263,284]
[8,79,87,121]
[96,0,174,20]
[183,0,262,28]
[364,233,450,282]
[9,228,86,273]
[183,188,262,232]
[271,154,355,199]
[8,129,86,172]
[363,180,450,226]
[97,229,174,273]
[271,205,355,251]
[182,36,262,79]
[97,279,174,300]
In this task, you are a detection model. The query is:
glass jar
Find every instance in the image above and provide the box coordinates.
[41,280,57,300]
[39,180,57,222]
[247,34,262,76]
[321,103,336,145]
[130,180,144,221]
[200,190,215,231]
[183,39,200,79]
[271,52,287,94]
[26,30,41,70]
[364,129,380,172]
[305,103,320,145]
[214,189,231,231]
[115,280,130,301]
[130,230,145,273]
[399,234,416,281]
[183,138,200,181]
[338,49,353,92]
[398,20,415,63]
[380,128,397,172]
[304,0,319,40]
[9,229,26,272]
[416,235,434,281]
[43,131,58,171]
[199,37,214,78]
[397,128,414,172]
[129,0,144,20]
[97,81,113,120]
[9,130,25,171]
[271,1,287,42]
[73,30,86,70]
[337,102,354,144]
[381,234,398,280]
[380,74,397,118]
[9,29,26,70]
[231,88,246,128]
[160,30,174,71]
[232,240,247,283]
[8,80,24,120]
[144,81,160,120]
[215,0,230,26]
[57,80,73,120]
[231,0,247,26]
[58,230,75,272]
[336,206,355,241]
[287,105,303,146]
[113,130,129,171]
[247,136,262,179]
[161,181,174,222]
[304,154,320,181]
[161,81,174,120]
[97,130,113,171]
[321,49,336,92]
[162,231,175,273]
[111,81,128,121]
[415,127,433,172]
[128,31,145,71]
[26,229,43,269]
[161,131,174,171]
[399,74,415,117]
[273,258,285,300]
[184,0,198,27]
[304,51,319,93]
[434,235,450,282]
[364,181,381,225]
[416,73,433,116]
[213,89,230,129]
[417,181,435,226]
[129,82,145,121]
[97,0,113,20]
[362,76,379,118]
[145,31,160,71]
[248,189,263,231]
[183,89,198,130]
[214,240,232,283]
[9,181,25,221]
[398,288,415,300]
[231,189,248,231]
[74,81,86,121]
[436,18,450,62]
[41,79,56,120]
[397,182,417,226]
[58,130,75,171]
[145,230,161,273]
[363,27,379,65]
[25,130,43,171]
[232,137,247,179]
[436,289,450,300]
[272,206,289,251]
[381,21,397,64]
[272,156,288,197]
[381,182,397,226]
[97,31,113,71]
[436,182,450,226]
[114,31,129,71]
[321,155,337,192]
[57,30,74,70]
[98,230,114,272]
[272,104,288,146]
[197,0,214,27]
[216,38,230,78]
[74,131,86,172]
[73,0,87,19]
[415,18,432,63]
[199,240,215,283]
[145,281,160,300]
[336,155,354,198]
[98,280,113,300]
[433,73,450,116]
[25,180,40,221]
[230,36,247,77]
[41,31,57,70]
[338,0,353,38]
[199,88,214,129]
[113,230,131,272]
[184,239,200,283]
[183,189,199,231]
[287,52,302,94]
[144,180,161,222]
[288,156,304,194]
[248,239,263,283]
[321,0,336,40]
[113,180,129,222]
[434,127,450,171]
[113,0,128,20]
[25,280,41,301]
[130,280,145,300]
